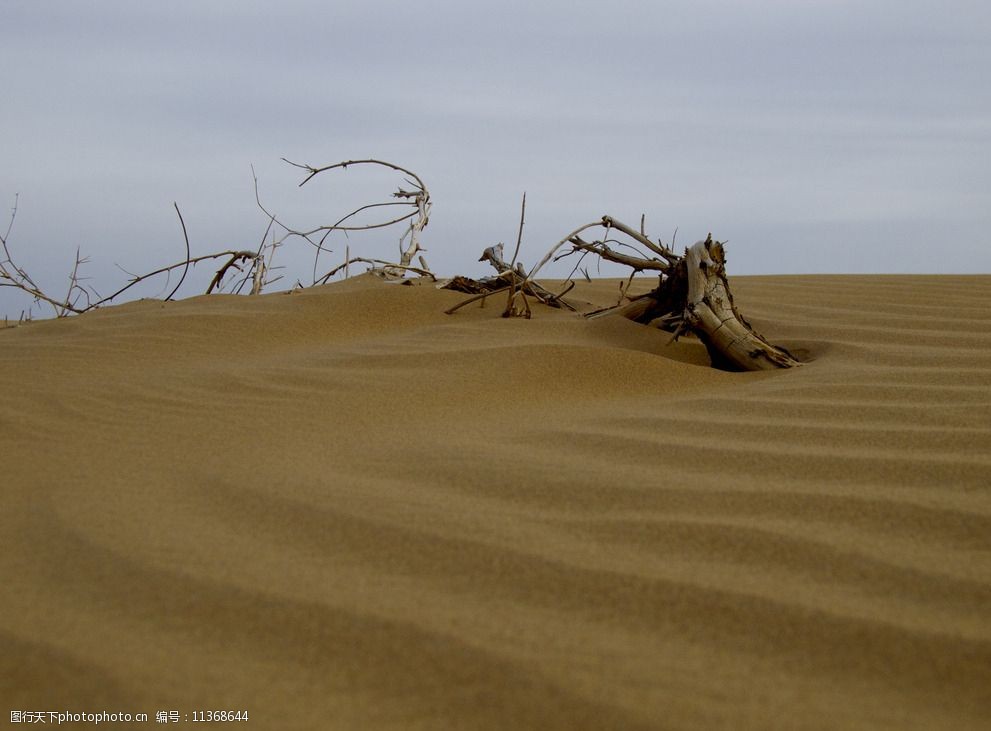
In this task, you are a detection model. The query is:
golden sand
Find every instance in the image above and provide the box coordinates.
[2,274,990,729]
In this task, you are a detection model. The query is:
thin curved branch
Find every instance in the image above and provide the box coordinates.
[562,249,592,283]
[277,158,432,280]
[600,237,655,260]
[444,285,513,314]
[93,250,259,307]
[310,200,417,283]
[524,221,606,284]
[282,157,427,194]
[316,257,436,285]
[286,210,419,238]
[166,202,191,302]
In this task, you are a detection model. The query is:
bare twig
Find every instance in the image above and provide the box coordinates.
[60,247,94,315]
[207,252,257,294]
[444,285,513,314]
[166,202,191,302]
[618,268,637,304]
[508,193,527,271]
[1,193,17,245]
[310,200,413,282]
[317,257,436,284]
[282,157,427,193]
[0,195,91,317]
[504,192,527,318]
[524,220,605,283]
[95,250,259,305]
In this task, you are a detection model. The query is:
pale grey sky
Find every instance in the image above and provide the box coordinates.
[2,0,989,315]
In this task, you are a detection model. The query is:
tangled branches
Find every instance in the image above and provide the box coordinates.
[256,158,433,285]
[1,157,434,320]
[447,213,801,371]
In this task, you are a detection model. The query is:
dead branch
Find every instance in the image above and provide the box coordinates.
[568,235,669,272]
[445,195,580,316]
[206,252,260,294]
[100,250,262,304]
[283,157,427,193]
[0,194,82,317]
[1,192,272,317]
[166,202,191,302]
[277,158,433,282]
[502,192,530,318]
[317,257,436,284]
[600,216,680,264]
[444,285,512,314]
[2,157,439,319]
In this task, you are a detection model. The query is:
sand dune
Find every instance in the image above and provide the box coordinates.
[2,274,990,729]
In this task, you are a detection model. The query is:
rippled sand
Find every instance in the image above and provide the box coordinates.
[2,274,989,729]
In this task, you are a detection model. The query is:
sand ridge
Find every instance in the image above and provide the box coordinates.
[2,274,990,729]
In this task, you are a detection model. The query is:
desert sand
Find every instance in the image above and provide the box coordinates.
[2,274,989,730]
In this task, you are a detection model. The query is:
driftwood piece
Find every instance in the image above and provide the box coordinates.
[681,237,801,370]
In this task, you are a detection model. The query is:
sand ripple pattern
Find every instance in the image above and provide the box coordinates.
[2,274,990,730]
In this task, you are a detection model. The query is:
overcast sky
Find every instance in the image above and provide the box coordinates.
[2,1,989,315]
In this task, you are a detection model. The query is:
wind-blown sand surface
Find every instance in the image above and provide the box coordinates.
[2,274,990,730]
